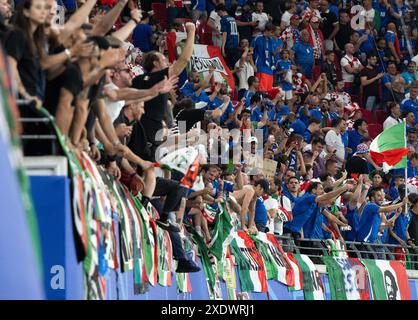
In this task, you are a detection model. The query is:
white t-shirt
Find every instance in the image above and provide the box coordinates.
[275,195,292,235]
[281,11,292,27]
[325,129,345,163]
[252,12,269,34]
[209,10,221,32]
[264,197,278,234]
[383,115,402,130]
[235,60,255,90]
[340,54,362,83]
[104,82,125,122]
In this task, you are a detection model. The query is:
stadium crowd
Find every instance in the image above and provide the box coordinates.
[3,0,418,270]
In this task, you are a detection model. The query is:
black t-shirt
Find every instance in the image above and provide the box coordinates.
[321,61,338,85]
[237,11,253,42]
[5,28,42,97]
[408,213,418,245]
[132,67,169,125]
[175,108,206,134]
[321,11,338,40]
[336,23,353,51]
[359,67,379,97]
[346,155,369,178]
[44,62,83,115]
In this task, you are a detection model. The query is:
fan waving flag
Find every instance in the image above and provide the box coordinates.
[166,32,235,90]
[361,259,411,300]
[369,121,409,171]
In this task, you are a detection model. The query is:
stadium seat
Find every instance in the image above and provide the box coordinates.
[151,3,168,30]
[197,21,213,45]
[368,123,383,139]
[361,108,374,124]
[375,110,389,125]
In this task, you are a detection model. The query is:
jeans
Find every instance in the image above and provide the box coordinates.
[364,96,377,112]
[151,199,187,260]
[153,177,188,220]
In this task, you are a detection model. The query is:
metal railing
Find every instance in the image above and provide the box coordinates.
[17,100,59,156]
[275,235,418,270]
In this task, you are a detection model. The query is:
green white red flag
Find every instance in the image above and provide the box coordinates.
[369,121,409,171]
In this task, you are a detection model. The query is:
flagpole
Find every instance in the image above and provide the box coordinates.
[405,119,408,215]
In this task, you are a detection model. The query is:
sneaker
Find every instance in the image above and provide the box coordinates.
[176,259,201,273]
[155,219,181,232]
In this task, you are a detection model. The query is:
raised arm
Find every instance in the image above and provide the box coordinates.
[169,23,196,77]
[111,9,142,41]
[59,0,97,44]
[316,183,352,204]
[91,0,129,36]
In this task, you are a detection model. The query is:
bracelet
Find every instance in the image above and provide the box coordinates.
[64,48,71,60]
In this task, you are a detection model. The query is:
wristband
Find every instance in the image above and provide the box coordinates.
[64,48,72,60]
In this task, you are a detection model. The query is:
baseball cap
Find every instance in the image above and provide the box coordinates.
[248,136,258,144]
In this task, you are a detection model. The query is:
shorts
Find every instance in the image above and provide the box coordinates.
[256,72,273,91]
[283,89,293,100]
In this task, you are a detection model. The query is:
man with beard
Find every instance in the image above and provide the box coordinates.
[384,270,399,300]
[360,53,384,111]
[357,187,407,256]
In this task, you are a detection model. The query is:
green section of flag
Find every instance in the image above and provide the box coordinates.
[361,259,387,300]
[322,256,347,300]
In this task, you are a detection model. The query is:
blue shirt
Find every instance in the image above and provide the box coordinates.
[357,30,375,54]
[209,96,234,124]
[391,160,418,179]
[401,97,418,125]
[243,90,255,108]
[382,73,394,102]
[252,35,275,75]
[348,130,365,156]
[276,59,293,91]
[191,0,206,11]
[375,3,390,28]
[220,16,239,49]
[132,24,153,53]
[344,205,360,242]
[254,197,268,225]
[251,105,264,122]
[303,206,325,239]
[388,211,412,244]
[357,202,381,243]
[291,42,314,78]
[284,193,318,234]
[389,186,399,200]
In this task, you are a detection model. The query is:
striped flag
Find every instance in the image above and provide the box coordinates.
[230,231,268,293]
[253,233,295,286]
[322,256,361,300]
[361,259,411,300]
[285,253,303,290]
[370,121,409,171]
[166,32,234,90]
[289,254,325,300]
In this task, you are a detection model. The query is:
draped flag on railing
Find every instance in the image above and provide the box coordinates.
[361,259,411,300]
[230,231,268,293]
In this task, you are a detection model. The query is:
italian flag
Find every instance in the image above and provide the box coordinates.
[361,259,411,300]
[230,231,268,293]
[322,256,365,300]
[285,253,303,290]
[287,254,325,300]
[254,233,295,287]
[370,121,409,171]
[166,32,235,90]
